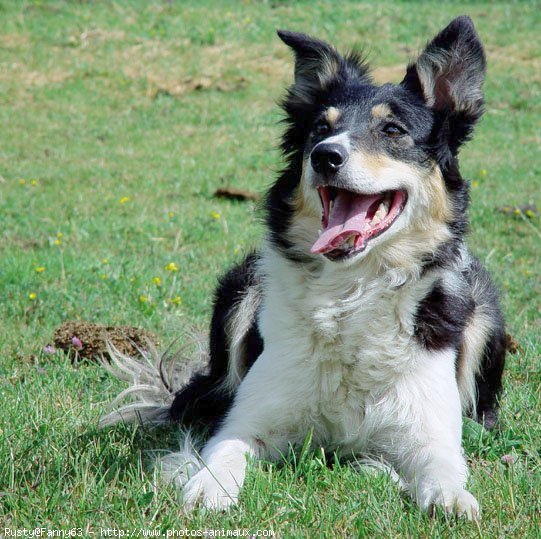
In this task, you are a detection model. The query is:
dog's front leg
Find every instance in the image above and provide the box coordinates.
[182,432,259,510]
[182,348,294,510]
[373,348,480,520]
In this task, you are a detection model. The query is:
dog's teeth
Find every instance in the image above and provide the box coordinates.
[341,235,355,248]
[329,200,334,214]
[372,203,388,224]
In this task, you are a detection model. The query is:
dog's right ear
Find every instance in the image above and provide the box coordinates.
[277,30,343,102]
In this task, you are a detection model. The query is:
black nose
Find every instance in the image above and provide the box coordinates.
[310,143,349,176]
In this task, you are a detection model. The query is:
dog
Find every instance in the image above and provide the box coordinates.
[102,16,506,520]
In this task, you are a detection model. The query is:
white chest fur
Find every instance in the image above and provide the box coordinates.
[256,249,436,448]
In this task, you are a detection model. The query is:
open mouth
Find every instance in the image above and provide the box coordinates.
[311,186,408,260]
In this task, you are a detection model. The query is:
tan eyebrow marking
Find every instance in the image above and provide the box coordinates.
[371,103,393,119]
[324,106,341,125]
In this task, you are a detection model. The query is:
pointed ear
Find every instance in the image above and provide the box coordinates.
[277,30,343,102]
[402,16,486,117]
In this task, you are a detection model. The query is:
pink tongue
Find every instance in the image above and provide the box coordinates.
[311,192,382,254]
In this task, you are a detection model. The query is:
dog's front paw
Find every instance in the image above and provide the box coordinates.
[183,467,240,511]
[448,489,480,520]
[421,488,480,521]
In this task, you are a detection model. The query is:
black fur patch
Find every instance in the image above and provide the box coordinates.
[208,252,262,381]
[414,281,475,350]
[170,253,263,433]
[416,256,506,427]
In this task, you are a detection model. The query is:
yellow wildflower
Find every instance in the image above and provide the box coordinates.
[525,209,535,218]
[165,262,179,272]
[35,266,45,273]
[53,238,62,246]
[513,208,521,216]
[139,295,149,303]
[119,196,131,204]
[471,181,479,188]
[210,211,221,220]
[56,232,63,238]
[479,169,488,177]
[30,179,38,186]
[169,296,182,305]
[152,276,162,286]
[100,274,108,280]
[102,258,109,265]
[167,211,175,219]
[29,292,37,300]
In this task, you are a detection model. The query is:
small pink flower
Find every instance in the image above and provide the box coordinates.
[43,344,56,354]
[71,336,83,350]
[501,454,517,465]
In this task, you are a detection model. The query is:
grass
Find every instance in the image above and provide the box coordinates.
[0,0,539,536]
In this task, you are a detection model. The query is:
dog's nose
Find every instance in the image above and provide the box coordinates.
[311,143,348,176]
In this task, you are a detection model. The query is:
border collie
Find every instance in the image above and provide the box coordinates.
[102,16,506,520]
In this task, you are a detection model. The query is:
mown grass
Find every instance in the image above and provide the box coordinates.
[0,1,539,537]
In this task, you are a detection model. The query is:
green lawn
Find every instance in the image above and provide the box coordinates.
[1,1,539,536]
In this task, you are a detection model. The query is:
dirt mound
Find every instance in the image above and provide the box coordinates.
[52,320,158,361]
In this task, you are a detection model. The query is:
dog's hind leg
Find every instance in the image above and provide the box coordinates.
[458,256,506,429]
[473,324,506,429]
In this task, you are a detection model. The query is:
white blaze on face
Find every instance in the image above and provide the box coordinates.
[300,131,351,219]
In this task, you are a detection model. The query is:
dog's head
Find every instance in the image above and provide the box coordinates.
[270,16,485,269]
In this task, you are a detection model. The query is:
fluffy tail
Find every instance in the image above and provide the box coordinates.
[99,335,211,488]
[99,334,208,428]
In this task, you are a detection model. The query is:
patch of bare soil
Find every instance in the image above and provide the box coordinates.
[372,64,405,84]
[505,333,521,355]
[213,186,260,202]
[148,75,248,99]
[75,28,127,47]
[53,320,158,361]
[1,235,43,250]
[0,63,71,87]
[0,33,31,49]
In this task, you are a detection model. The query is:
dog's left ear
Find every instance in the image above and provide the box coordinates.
[402,16,486,121]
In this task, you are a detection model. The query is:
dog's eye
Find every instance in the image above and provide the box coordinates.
[382,123,406,137]
[314,121,330,136]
